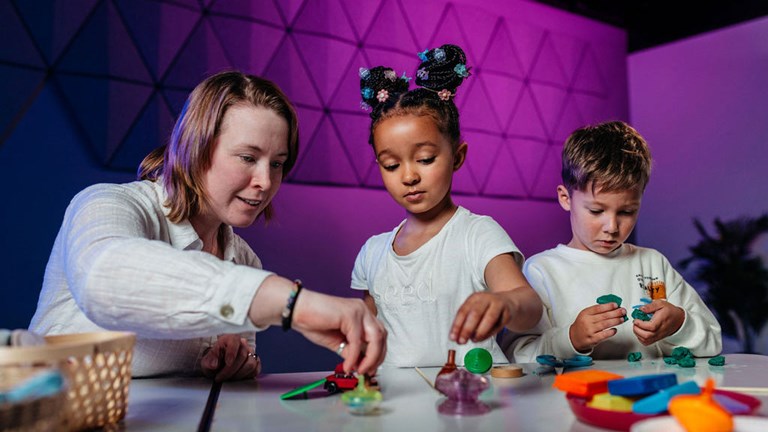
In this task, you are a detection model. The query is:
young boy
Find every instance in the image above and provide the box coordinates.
[504,121,722,362]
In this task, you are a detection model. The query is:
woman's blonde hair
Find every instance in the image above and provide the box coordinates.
[138,71,299,223]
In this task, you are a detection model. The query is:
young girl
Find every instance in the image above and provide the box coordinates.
[352,44,543,367]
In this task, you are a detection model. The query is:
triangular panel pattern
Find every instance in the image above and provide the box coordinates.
[0,1,45,67]
[13,0,99,65]
[0,0,627,203]
[115,0,201,80]
[56,0,152,83]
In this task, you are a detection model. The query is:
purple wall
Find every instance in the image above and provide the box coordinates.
[629,16,768,353]
[1,0,628,371]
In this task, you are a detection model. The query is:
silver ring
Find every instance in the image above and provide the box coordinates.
[336,341,347,356]
[247,352,257,359]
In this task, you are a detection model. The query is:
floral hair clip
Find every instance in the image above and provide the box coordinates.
[384,70,397,81]
[359,67,371,80]
[418,49,429,62]
[454,63,470,78]
[361,87,374,99]
[400,71,411,83]
[360,101,371,111]
[433,48,446,61]
[377,89,390,102]
[417,68,428,80]
[437,89,453,101]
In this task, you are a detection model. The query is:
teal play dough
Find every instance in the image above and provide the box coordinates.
[596,294,622,306]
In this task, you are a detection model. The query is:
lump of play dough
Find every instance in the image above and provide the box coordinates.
[596,294,622,306]
[628,352,643,362]
[631,309,651,321]
[708,355,726,366]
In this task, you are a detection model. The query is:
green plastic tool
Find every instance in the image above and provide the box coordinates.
[280,378,327,400]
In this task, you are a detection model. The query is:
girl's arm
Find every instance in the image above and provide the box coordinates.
[450,253,543,344]
[363,292,378,316]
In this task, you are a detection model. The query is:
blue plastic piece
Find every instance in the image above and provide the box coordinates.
[0,370,63,403]
[536,354,593,369]
[713,393,751,414]
[632,380,700,414]
[608,373,678,396]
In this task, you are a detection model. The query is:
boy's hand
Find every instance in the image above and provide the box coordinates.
[632,300,685,345]
[450,292,511,344]
[569,303,627,352]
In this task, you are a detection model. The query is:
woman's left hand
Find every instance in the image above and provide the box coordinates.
[201,334,261,382]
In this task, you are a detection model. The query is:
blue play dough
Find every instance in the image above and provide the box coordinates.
[632,380,700,414]
[607,373,678,396]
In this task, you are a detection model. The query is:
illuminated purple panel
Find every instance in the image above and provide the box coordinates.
[0,1,44,66]
[211,16,285,76]
[13,0,99,64]
[210,0,283,27]
[292,34,358,106]
[57,1,152,83]
[293,0,357,41]
[163,18,232,88]
[114,0,200,80]
[55,75,153,163]
[263,36,322,107]
[111,92,175,170]
[363,0,418,53]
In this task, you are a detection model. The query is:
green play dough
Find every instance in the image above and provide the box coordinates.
[708,355,726,366]
[678,357,696,368]
[663,356,677,365]
[627,352,642,362]
[671,346,693,360]
[631,309,651,321]
[596,294,622,306]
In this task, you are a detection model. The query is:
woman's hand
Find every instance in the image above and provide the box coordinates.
[291,289,387,376]
[201,334,261,382]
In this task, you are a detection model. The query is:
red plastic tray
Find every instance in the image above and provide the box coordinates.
[566,389,762,431]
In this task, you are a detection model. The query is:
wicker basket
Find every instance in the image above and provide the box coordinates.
[0,331,135,431]
[0,366,67,432]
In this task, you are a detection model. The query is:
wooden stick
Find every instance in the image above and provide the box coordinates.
[414,367,435,389]
[197,380,221,432]
[719,386,768,394]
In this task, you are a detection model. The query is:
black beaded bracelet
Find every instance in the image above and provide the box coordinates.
[281,280,304,331]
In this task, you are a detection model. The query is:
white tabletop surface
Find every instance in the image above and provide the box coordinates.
[123,354,768,431]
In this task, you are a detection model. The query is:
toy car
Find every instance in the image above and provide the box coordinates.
[324,363,357,393]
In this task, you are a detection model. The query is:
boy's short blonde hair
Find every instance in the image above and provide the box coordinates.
[561,120,652,193]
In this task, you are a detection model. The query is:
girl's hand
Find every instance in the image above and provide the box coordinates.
[450,292,511,344]
[201,334,261,382]
[632,300,685,345]
[569,303,626,352]
[291,289,387,376]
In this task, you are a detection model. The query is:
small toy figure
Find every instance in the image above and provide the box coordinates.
[437,349,457,377]
[341,375,383,415]
[324,362,358,393]
[435,369,490,415]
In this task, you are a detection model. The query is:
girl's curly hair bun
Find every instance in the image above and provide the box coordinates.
[359,66,410,115]
[415,44,470,97]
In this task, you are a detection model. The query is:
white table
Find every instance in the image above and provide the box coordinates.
[123,354,768,431]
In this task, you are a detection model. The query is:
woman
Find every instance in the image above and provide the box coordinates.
[29,71,386,381]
